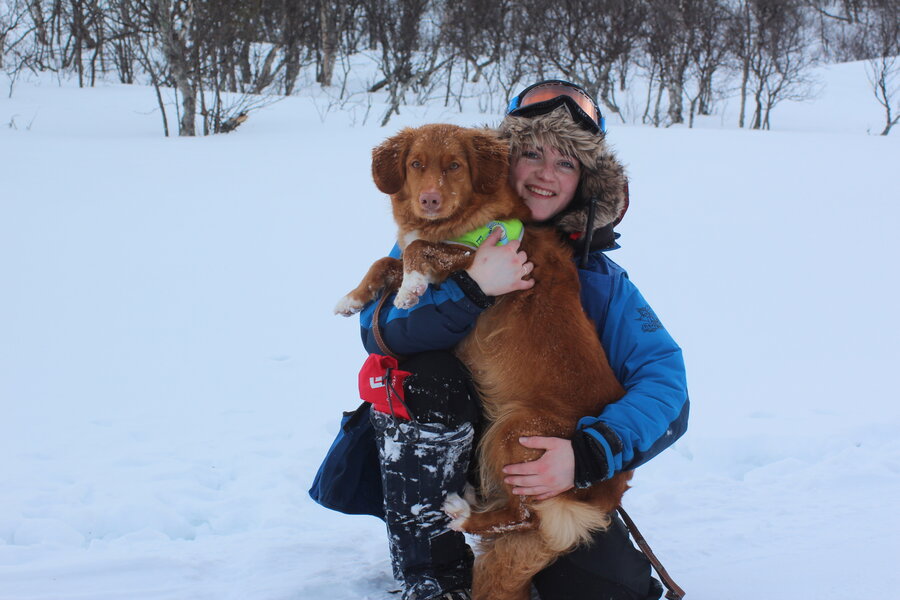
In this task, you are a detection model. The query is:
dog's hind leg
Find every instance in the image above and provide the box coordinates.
[444,410,560,535]
[445,492,537,536]
[472,532,556,600]
[335,256,403,316]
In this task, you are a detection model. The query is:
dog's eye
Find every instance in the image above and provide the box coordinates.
[411,160,423,169]
[448,162,460,171]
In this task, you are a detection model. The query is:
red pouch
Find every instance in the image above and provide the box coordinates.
[358,354,412,420]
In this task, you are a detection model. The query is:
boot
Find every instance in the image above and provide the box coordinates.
[372,409,474,600]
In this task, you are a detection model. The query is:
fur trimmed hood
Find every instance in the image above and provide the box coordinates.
[498,106,628,242]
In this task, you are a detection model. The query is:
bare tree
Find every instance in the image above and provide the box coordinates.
[538,0,646,121]
[863,3,900,135]
[729,0,819,130]
[687,0,730,122]
[443,0,505,84]
[147,0,196,135]
[2,0,864,134]
[729,0,753,127]
[803,0,900,135]
[643,0,731,127]
[645,0,697,125]
[316,0,338,86]
[439,0,534,113]
[868,53,900,135]
[102,0,139,83]
[804,0,868,24]
[365,0,448,125]
[637,6,667,126]
[1,0,31,71]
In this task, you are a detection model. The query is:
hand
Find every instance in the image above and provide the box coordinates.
[465,228,535,296]
[502,436,575,501]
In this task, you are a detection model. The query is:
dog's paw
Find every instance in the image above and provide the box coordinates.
[393,288,421,310]
[334,295,364,316]
[394,271,428,309]
[443,492,471,532]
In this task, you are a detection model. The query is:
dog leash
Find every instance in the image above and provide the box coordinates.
[372,286,406,361]
[616,505,685,600]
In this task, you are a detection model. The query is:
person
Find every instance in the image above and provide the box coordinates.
[310,80,690,600]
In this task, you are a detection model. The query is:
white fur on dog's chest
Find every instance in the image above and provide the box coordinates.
[399,230,421,250]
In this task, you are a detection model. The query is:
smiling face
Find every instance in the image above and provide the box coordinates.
[510,145,581,222]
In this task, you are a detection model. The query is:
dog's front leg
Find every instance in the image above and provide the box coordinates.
[335,256,403,316]
[394,241,475,309]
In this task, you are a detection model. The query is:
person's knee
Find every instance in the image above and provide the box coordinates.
[399,351,480,428]
[534,516,659,600]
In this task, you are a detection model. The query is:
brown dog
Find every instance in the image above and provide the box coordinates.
[334,124,526,316]
[337,124,631,600]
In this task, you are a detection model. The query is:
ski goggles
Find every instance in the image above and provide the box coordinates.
[506,80,606,135]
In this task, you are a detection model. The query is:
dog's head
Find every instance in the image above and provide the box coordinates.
[372,124,516,233]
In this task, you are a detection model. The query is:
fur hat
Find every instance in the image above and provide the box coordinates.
[498,106,628,241]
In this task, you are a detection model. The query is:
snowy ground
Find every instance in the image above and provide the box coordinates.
[2,61,899,600]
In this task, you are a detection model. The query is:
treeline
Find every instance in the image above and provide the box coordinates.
[1,0,897,135]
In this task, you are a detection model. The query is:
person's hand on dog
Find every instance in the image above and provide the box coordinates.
[466,228,535,296]
[502,436,575,500]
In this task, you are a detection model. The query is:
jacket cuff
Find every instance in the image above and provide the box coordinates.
[572,422,621,488]
[571,431,609,488]
[449,270,495,309]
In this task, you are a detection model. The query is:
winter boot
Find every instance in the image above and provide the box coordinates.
[372,408,474,600]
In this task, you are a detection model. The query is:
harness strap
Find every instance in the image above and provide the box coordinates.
[616,505,686,600]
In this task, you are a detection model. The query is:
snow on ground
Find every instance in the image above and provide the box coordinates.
[1,61,899,600]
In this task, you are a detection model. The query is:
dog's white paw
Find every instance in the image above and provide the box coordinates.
[334,295,364,316]
[394,288,421,310]
[443,492,471,532]
[393,271,428,309]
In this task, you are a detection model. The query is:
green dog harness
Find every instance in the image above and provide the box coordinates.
[446,219,525,249]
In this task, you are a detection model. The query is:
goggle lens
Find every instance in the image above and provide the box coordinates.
[518,84,599,124]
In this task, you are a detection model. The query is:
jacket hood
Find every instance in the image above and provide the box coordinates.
[498,106,628,241]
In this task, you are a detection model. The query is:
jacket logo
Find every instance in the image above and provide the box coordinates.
[636,306,663,332]
[369,376,385,389]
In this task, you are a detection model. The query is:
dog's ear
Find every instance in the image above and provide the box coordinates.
[372,129,415,195]
[467,131,510,195]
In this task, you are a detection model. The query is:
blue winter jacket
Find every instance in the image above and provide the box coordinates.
[309,242,689,517]
[364,242,689,468]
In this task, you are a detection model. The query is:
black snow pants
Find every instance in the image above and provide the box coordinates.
[378,350,663,600]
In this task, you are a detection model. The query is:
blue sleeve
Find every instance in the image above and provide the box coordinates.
[577,263,689,476]
[359,245,487,355]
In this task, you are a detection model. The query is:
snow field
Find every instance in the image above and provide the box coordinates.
[2,60,899,598]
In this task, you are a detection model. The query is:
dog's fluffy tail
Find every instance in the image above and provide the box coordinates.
[533,497,611,553]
